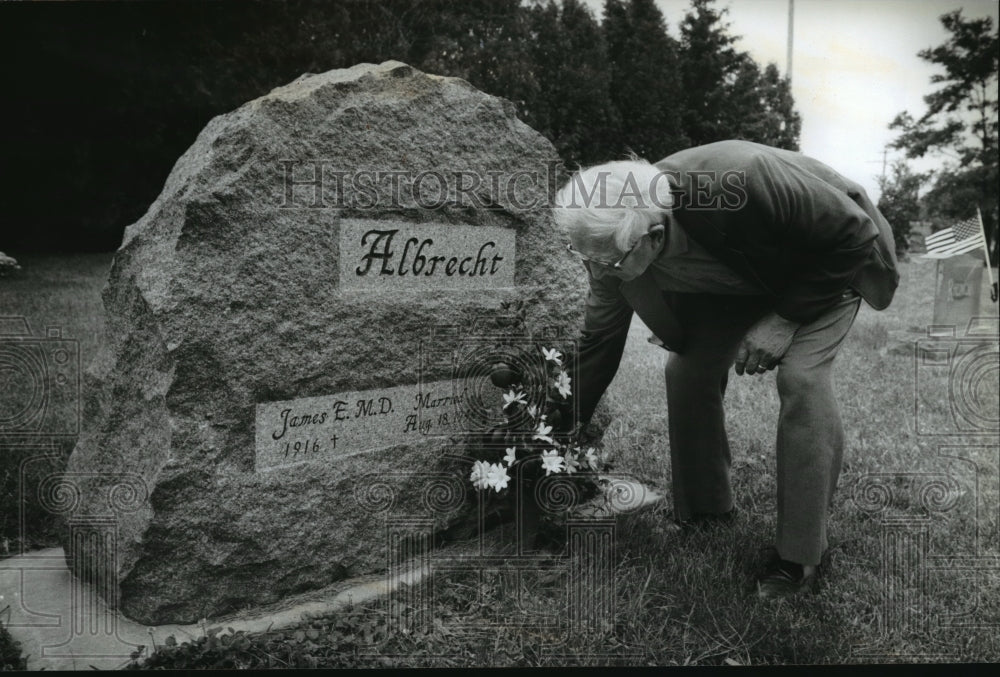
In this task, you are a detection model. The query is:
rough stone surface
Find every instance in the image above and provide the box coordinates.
[61,61,587,624]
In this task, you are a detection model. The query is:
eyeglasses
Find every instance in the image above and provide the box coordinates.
[565,240,636,270]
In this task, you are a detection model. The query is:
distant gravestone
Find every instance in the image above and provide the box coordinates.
[60,61,585,624]
[931,253,985,332]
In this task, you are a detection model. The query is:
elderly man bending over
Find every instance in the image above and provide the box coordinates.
[553,140,898,598]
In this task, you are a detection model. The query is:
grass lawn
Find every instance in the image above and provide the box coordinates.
[0,253,112,551]
[1,253,998,667]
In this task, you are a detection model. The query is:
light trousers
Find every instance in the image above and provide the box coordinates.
[664,292,861,566]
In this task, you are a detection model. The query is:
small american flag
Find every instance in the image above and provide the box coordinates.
[922,215,987,259]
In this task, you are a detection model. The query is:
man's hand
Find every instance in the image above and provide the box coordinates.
[734,312,800,376]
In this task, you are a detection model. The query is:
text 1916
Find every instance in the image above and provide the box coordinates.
[282,438,324,458]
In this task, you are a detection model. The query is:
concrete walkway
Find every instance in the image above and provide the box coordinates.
[1,547,428,670]
[2,477,661,670]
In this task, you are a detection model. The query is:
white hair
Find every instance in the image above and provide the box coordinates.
[553,159,674,256]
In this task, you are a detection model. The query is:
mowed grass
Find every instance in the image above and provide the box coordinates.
[591,259,1000,665]
[2,254,998,666]
[0,253,112,550]
[0,253,112,362]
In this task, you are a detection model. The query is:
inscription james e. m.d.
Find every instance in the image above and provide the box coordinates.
[255,381,472,471]
[339,220,515,290]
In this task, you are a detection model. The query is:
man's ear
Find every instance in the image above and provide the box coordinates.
[647,221,666,245]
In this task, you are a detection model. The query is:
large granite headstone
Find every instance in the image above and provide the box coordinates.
[61,61,586,624]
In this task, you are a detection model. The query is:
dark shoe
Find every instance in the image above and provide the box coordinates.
[756,552,817,599]
[674,507,738,533]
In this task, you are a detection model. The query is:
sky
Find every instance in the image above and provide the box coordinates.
[581,0,1000,202]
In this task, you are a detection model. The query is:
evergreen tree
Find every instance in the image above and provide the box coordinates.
[602,0,631,98]
[601,0,687,161]
[523,0,563,138]
[527,0,620,166]
[678,0,743,146]
[722,58,800,149]
[757,63,801,150]
[676,0,800,150]
[3,0,807,252]
[416,0,540,122]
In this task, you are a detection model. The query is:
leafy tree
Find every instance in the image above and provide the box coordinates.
[876,159,931,256]
[889,9,999,264]
[920,163,997,238]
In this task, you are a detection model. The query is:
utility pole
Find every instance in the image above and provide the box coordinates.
[867,147,890,186]
[786,0,794,83]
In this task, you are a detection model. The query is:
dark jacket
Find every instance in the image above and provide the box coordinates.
[570,140,899,425]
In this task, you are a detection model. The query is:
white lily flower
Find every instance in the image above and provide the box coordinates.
[563,451,581,475]
[502,389,528,410]
[486,463,510,491]
[533,421,554,444]
[503,447,517,466]
[553,370,572,399]
[470,460,492,490]
[540,449,565,476]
